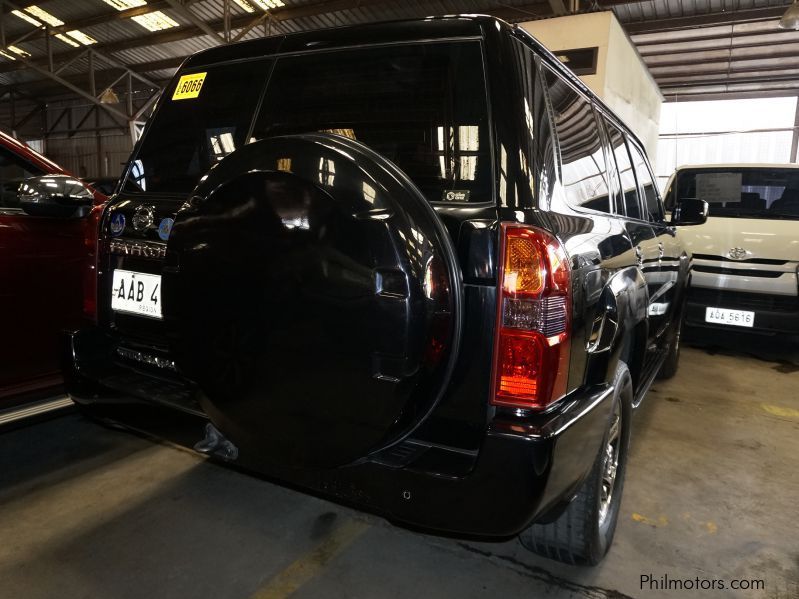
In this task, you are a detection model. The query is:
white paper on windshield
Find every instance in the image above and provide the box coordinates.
[696,172,742,203]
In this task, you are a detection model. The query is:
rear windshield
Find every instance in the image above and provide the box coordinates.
[670,168,799,219]
[129,60,272,194]
[127,41,491,203]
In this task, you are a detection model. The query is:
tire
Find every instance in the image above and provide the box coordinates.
[657,309,683,380]
[165,133,463,469]
[519,362,633,566]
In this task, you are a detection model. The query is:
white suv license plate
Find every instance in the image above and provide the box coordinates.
[705,306,754,328]
[111,269,162,319]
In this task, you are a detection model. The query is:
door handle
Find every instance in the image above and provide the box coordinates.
[635,245,643,267]
[658,242,665,259]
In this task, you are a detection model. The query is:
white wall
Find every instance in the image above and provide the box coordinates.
[655,97,798,190]
[522,12,663,161]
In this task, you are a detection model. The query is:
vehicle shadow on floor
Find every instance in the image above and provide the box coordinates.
[0,413,630,598]
[685,328,799,367]
[0,413,152,502]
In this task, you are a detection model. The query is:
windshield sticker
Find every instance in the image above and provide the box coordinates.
[696,172,742,203]
[442,190,471,202]
[172,72,207,101]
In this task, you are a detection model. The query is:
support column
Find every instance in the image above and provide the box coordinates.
[791,96,799,164]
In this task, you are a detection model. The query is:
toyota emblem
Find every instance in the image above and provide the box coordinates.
[727,247,750,261]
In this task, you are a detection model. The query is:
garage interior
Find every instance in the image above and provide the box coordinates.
[1,1,798,598]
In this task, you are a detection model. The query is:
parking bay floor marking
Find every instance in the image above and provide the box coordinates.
[250,518,370,599]
[761,403,799,421]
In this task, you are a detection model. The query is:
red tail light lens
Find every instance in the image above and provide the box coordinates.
[491,224,571,410]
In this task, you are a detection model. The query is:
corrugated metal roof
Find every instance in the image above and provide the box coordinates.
[614,0,789,22]
[0,0,797,106]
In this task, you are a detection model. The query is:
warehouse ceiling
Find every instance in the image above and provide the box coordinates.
[0,0,796,137]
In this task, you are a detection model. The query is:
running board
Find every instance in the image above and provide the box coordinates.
[633,349,667,409]
[0,396,74,426]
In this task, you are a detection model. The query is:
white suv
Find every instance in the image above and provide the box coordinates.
[664,164,799,334]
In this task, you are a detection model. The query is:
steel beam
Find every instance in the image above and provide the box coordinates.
[68,105,96,138]
[791,98,799,163]
[46,106,69,135]
[1,0,161,92]
[164,0,225,45]
[622,7,790,35]
[14,103,43,130]
[13,52,129,122]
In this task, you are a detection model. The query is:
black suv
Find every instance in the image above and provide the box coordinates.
[65,16,706,565]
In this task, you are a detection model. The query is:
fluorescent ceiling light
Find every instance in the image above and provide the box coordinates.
[22,5,64,27]
[0,50,17,61]
[8,45,31,57]
[236,0,285,11]
[66,30,98,45]
[55,33,80,47]
[233,0,255,13]
[251,0,285,9]
[102,0,147,10]
[131,11,179,31]
[11,9,41,27]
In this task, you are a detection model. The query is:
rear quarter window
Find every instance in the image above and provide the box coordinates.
[543,67,611,214]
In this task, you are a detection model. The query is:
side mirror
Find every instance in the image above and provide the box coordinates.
[671,198,708,226]
[19,175,94,218]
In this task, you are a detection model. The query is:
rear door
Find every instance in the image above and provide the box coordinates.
[627,138,679,338]
[135,40,491,468]
[601,119,663,342]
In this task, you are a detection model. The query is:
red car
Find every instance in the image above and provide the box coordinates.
[0,130,106,420]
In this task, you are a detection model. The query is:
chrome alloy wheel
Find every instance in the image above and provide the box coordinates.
[598,399,622,527]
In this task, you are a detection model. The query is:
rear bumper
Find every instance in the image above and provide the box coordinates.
[685,286,799,335]
[64,327,613,538]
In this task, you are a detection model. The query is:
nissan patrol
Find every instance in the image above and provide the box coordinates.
[60,16,706,565]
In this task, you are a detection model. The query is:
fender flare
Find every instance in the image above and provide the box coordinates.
[585,266,648,387]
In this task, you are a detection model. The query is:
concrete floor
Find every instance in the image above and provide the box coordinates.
[1,333,798,599]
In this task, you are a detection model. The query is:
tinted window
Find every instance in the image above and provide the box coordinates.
[605,121,641,219]
[544,68,610,213]
[129,60,272,194]
[252,42,490,203]
[510,38,556,209]
[0,146,43,209]
[673,168,799,219]
[628,142,663,222]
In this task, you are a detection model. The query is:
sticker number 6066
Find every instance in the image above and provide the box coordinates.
[172,72,207,101]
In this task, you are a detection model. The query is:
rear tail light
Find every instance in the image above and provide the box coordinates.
[491,224,571,410]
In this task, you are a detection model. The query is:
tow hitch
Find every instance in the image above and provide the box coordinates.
[194,423,239,461]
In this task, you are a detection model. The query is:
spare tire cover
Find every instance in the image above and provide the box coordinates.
[163,134,462,468]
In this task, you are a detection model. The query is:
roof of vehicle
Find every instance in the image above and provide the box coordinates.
[182,15,490,68]
[174,15,646,155]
